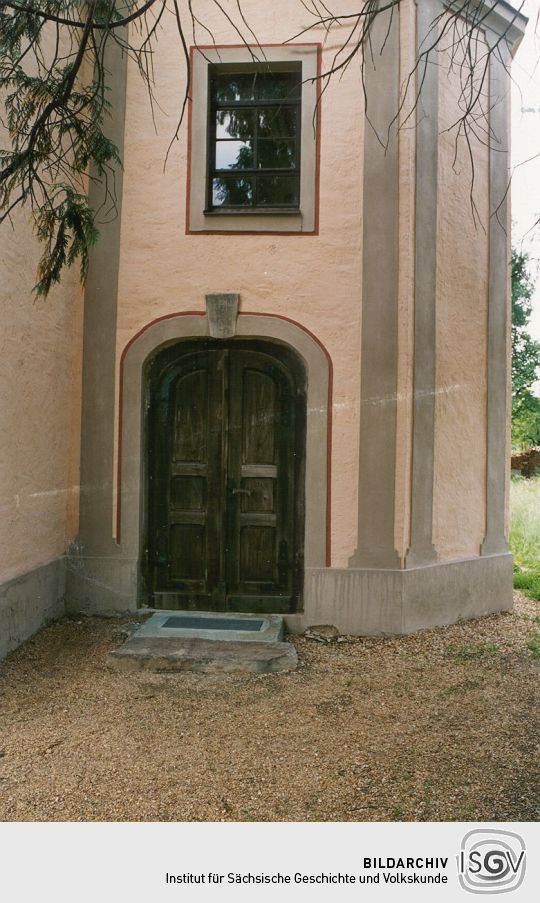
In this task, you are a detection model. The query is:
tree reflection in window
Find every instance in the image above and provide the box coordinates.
[208,67,301,210]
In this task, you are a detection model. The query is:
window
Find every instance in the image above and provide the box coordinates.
[187,45,320,234]
[208,67,301,211]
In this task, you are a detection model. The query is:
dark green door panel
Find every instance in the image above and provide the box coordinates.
[227,351,295,609]
[145,340,305,613]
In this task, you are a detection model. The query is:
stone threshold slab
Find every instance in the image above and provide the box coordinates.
[108,636,297,674]
[133,610,284,644]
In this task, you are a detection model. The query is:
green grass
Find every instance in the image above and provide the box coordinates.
[513,569,540,600]
[510,475,540,600]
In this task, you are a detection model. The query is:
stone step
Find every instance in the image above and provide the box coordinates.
[132,609,284,644]
[108,636,297,674]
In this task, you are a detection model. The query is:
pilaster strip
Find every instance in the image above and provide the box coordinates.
[481,41,511,556]
[349,3,401,569]
[405,0,440,568]
[79,37,128,556]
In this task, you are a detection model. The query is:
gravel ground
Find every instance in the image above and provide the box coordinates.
[0,592,538,822]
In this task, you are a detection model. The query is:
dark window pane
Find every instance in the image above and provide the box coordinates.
[256,72,301,100]
[215,109,254,140]
[209,68,302,211]
[213,73,257,102]
[256,175,299,206]
[257,139,296,170]
[215,140,254,170]
[212,177,253,206]
[258,107,297,138]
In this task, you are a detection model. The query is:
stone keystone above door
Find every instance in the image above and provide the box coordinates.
[206,293,240,338]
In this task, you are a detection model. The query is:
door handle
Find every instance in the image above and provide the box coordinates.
[231,488,251,496]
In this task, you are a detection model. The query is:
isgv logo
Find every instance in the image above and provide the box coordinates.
[458,830,526,895]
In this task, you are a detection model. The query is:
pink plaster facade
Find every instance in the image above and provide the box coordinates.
[0,198,82,584]
[115,5,364,565]
[114,1,498,566]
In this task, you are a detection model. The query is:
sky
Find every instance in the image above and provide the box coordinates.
[511,0,540,342]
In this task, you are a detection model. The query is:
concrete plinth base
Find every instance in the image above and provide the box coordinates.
[108,637,298,673]
[66,550,513,639]
[65,554,137,615]
[286,552,514,635]
[0,557,66,660]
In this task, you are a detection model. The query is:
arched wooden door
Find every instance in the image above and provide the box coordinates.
[144,340,306,613]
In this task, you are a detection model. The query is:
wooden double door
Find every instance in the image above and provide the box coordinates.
[145,340,305,612]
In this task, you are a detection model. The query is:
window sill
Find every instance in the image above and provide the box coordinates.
[203,208,302,217]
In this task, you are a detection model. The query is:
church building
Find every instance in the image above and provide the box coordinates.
[0,0,527,658]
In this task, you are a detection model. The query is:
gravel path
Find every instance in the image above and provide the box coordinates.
[0,593,538,822]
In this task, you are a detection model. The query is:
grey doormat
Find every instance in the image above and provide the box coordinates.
[162,615,264,632]
[130,610,284,644]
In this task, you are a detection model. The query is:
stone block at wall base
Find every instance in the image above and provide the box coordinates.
[287,553,513,635]
[65,555,139,616]
[63,552,513,639]
[0,557,66,660]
